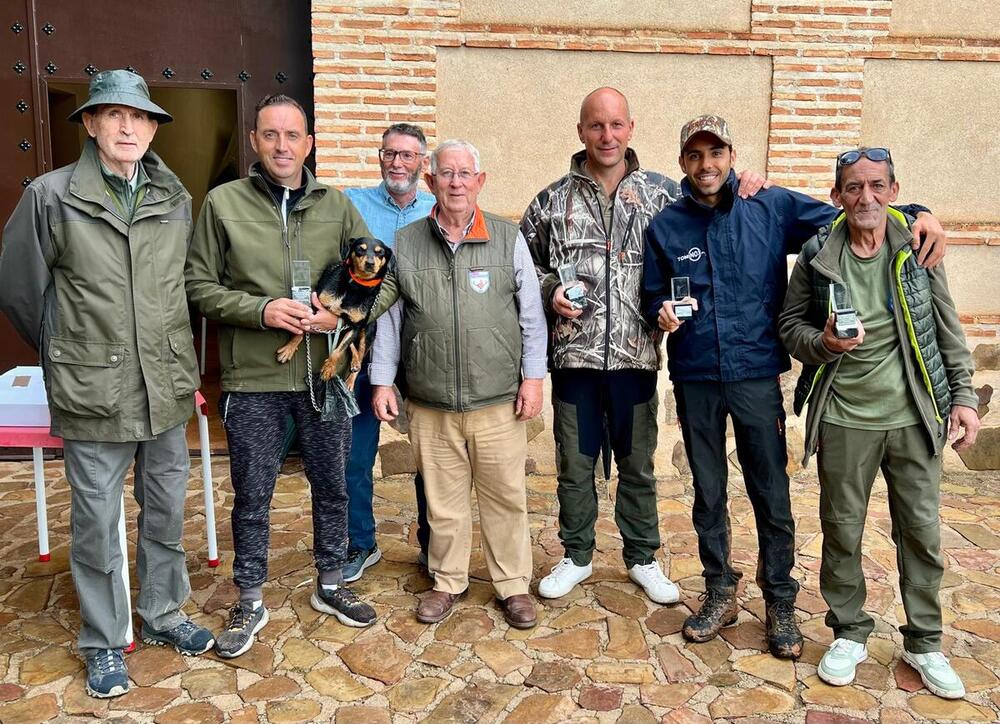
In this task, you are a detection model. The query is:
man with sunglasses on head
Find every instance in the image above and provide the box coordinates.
[779,147,977,698]
[341,125,435,582]
[642,117,948,661]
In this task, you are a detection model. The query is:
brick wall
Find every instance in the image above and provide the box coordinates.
[310,0,1000,335]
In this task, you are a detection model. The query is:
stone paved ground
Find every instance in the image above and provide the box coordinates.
[1,419,999,723]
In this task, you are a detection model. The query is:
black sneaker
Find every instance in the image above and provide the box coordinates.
[682,589,738,643]
[766,599,803,659]
[310,583,376,628]
[214,601,269,659]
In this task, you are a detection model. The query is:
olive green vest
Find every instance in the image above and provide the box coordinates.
[396,210,522,412]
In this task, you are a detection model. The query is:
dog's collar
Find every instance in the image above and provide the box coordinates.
[348,266,382,287]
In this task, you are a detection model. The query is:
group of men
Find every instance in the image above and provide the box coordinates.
[0,69,980,702]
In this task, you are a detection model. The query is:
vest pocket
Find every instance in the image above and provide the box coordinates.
[465,326,517,402]
[46,337,125,418]
[167,325,200,398]
[405,329,452,403]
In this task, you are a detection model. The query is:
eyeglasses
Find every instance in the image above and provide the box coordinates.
[837,147,892,167]
[434,169,478,182]
[379,149,423,163]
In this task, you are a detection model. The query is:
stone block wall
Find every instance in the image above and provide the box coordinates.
[310,0,1000,333]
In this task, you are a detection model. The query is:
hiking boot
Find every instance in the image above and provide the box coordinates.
[538,558,592,599]
[817,638,868,686]
[343,546,382,583]
[766,599,804,659]
[628,561,680,605]
[214,600,269,659]
[682,589,738,643]
[141,618,215,656]
[902,650,966,699]
[84,648,129,698]
[311,583,377,628]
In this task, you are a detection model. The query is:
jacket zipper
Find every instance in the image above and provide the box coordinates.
[581,186,615,371]
[893,250,943,424]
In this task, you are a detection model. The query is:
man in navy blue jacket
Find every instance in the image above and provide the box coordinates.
[641,115,946,660]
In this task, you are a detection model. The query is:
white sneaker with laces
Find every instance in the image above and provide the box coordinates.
[817,638,868,686]
[538,558,592,598]
[628,561,680,604]
[902,650,966,699]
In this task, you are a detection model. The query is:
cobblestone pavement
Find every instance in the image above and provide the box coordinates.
[1,446,999,723]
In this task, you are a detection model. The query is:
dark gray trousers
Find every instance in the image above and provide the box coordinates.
[221,391,351,591]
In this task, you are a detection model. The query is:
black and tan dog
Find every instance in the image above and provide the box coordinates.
[276,236,392,389]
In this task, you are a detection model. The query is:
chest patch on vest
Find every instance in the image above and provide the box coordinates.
[469,268,490,294]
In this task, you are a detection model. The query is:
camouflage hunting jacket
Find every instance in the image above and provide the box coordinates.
[520,149,679,371]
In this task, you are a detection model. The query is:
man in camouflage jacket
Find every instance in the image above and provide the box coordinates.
[522,88,766,604]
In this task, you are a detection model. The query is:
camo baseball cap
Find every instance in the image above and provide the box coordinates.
[679,115,733,152]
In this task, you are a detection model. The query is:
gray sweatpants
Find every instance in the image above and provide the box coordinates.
[64,423,191,656]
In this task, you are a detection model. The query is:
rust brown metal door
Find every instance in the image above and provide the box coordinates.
[0,0,313,368]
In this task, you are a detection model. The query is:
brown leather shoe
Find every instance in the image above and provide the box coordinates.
[498,594,537,629]
[416,590,461,624]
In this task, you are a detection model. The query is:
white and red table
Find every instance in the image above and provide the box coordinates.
[0,387,220,647]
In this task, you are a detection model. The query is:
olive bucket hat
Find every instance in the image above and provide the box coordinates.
[68,69,173,124]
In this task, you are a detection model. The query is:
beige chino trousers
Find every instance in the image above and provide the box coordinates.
[407,401,532,599]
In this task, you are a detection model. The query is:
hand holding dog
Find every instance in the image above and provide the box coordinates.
[264,298,312,334]
[372,384,398,422]
[304,291,341,333]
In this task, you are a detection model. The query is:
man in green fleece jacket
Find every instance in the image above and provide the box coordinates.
[779,147,979,699]
[186,94,392,658]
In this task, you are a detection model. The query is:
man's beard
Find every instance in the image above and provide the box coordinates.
[384,168,420,195]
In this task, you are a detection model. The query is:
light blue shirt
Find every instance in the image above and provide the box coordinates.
[343,182,435,247]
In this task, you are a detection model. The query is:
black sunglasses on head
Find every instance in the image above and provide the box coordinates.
[837,147,892,167]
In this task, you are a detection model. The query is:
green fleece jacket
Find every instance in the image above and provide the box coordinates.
[779,212,977,465]
[185,164,395,392]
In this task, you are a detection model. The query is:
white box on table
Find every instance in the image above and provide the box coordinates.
[0,366,50,427]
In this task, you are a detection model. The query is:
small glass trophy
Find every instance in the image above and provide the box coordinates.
[672,276,693,320]
[291,260,313,307]
[558,262,587,309]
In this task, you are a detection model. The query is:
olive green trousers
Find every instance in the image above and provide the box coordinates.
[817,422,943,653]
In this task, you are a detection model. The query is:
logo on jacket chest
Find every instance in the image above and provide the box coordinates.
[676,247,705,263]
[469,269,490,293]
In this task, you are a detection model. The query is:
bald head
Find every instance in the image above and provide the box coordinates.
[577,87,635,176]
[579,87,631,124]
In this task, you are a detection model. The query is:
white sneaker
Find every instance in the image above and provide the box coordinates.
[902,650,966,699]
[817,638,868,686]
[538,558,592,598]
[628,561,680,604]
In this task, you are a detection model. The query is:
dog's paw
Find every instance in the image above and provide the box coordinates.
[320,358,337,381]
[276,346,295,364]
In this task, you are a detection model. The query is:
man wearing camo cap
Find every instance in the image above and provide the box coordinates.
[642,114,948,659]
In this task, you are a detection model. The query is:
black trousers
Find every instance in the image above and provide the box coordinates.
[674,377,799,603]
[222,391,351,589]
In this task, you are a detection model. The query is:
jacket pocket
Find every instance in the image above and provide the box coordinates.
[405,330,451,403]
[46,337,125,418]
[166,325,200,398]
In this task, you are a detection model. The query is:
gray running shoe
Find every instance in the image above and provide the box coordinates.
[214,601,268,659]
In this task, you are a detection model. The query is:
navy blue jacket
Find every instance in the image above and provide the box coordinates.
[645,170,931,383]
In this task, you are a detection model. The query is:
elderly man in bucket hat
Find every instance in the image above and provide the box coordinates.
[0,69,215,699]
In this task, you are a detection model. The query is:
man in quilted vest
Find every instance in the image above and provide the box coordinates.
[779,148,979,699]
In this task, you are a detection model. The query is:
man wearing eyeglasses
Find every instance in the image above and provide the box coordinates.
[779,147,977,698]
[642,117,948,660]
[341,125,435,583]
[369,139,547,628]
